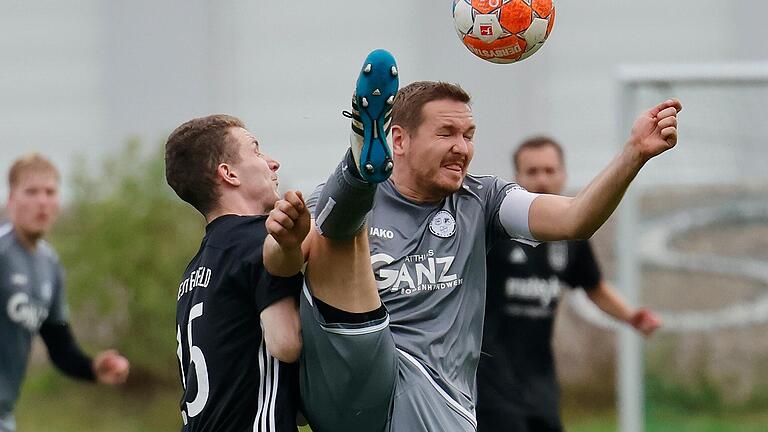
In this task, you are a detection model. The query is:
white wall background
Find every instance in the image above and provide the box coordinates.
[1,0,767,201]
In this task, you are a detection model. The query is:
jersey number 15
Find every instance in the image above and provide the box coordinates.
[177,302,210,424]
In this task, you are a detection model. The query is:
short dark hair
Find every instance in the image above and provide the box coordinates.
[512,136,564,172]
[392,81,471,133]
[165,114,244,215]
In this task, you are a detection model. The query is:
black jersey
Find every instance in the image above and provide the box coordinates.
[175,215,301,432]
[478,239,601,420]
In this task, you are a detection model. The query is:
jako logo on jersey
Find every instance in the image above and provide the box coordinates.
[429,210,456,238]
[7,292,49,331]
[371,252,463,294]
[370,227,394,239]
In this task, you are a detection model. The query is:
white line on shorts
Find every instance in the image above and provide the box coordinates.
[396,348,478,430]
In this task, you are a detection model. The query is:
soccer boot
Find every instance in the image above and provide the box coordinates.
[343,49,399,183]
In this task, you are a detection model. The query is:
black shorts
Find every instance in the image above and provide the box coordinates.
[478,409,562,432]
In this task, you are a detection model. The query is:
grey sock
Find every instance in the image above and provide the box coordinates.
[314,149,377,239]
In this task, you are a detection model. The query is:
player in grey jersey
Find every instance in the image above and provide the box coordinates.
[264,49,682,431]
[1,154,129,432]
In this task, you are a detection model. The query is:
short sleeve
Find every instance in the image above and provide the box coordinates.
[565,240,602,291]
[479,176,539,249]
[251,266,303,314]
[305,183,325,216]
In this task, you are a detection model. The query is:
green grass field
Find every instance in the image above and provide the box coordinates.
[15,371,768,432]
[564,408,768,432]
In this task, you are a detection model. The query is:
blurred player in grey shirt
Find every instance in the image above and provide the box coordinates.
[264,49,681,432]
[0,154,129,432]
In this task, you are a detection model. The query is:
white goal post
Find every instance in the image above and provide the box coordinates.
[615,62,768,432]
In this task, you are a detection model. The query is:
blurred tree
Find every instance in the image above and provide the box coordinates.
[50,139,204,384]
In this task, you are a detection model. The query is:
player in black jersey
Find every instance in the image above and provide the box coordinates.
[165,115,305,432]
[477,137,662,432]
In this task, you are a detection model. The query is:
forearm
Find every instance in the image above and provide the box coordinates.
[261,297,302,363]
[263,234,304,277]
[571,146,645,237]
[587,281,635,323]
[530,146,645,241]
[39,322,96,381]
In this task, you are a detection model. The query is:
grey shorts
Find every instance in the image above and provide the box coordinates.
[299,286,477,432]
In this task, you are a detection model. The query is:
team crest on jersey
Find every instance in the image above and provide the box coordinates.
[548,242,569,272]
[429,210,456,238]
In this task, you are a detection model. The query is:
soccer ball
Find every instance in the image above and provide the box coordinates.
[452,0,555,64]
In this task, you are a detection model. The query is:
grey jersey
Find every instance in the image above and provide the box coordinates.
[369,175,528,418]
[0,224,68,416]
[309,174,531,422]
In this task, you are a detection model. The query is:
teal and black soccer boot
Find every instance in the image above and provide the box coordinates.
[343,49,399,183]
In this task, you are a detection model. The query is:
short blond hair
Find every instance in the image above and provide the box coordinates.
[8,153,60,188]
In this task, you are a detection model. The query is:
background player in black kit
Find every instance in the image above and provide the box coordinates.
[165,115,304,432]
[477,137,662,432]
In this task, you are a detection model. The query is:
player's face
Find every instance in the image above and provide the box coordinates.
[514,145,566,194]
[7,172,60,239]
[229,127,281,211]
[397,99,475,199]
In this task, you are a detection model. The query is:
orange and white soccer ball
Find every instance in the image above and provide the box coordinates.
[452,0,555,64]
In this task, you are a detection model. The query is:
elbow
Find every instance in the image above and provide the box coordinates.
[564,221,596,241]
[586,288,600,303]
[265,333,303,363]
[572,226,596,241]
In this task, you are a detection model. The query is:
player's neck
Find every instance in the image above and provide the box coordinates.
[205,195,270,223]
[391,173,443,204]
[13,226,42,252]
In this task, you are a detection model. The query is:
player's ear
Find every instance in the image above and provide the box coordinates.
[217,162,241,187]
[391,125,408,156]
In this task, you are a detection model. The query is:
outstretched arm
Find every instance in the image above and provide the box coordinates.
[39,321,96,381]
[527,99,682,241]
[587,281,661,336]
[92,349,130,384]
[40,322,130,384]
[264,190,311,277]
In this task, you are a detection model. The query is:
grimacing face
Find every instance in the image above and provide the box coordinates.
[228,127,281,212]
[393,99,475,200]
[8,172,61,241]
[514,144,566,195]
